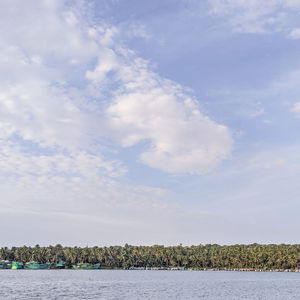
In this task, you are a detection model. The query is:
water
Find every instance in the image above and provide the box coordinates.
[0,270,300,299]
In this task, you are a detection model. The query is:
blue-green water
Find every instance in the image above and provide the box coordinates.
[0,270,300,299]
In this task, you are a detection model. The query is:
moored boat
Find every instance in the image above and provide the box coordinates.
[0,260,12,269]
[12,262,24,269]
[72,263,100,270]
[25,262,51,269]
[55,261,65,269]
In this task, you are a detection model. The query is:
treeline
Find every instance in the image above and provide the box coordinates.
[0,244,300,270]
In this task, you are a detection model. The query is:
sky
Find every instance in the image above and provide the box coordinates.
[1,0,300,246]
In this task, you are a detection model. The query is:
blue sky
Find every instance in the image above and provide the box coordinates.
[1,0,300,246]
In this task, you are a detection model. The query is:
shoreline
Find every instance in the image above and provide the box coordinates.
[1,268,299,272]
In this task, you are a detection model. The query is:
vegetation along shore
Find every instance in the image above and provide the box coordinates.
[1,244,300,271]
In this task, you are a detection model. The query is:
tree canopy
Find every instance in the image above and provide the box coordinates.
[1,244,299,270]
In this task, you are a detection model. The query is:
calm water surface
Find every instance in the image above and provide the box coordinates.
[0,270,300,299]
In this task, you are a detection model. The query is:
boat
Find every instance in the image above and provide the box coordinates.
[129,266,146,270]
[72,263,100,270]
[55,261,65,269]
[12,262,24,269]
[25,262,51,269]
[0,260,11,269]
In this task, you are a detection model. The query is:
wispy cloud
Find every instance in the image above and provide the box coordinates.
[208,0,300,37]
[0,0,232,177]
[0,0,235,244]
[290,102,300,116]
[287,28,300,39]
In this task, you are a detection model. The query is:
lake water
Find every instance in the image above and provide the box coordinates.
[0,270,300,299]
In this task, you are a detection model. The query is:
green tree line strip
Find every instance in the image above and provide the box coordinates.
[0,244,299,270]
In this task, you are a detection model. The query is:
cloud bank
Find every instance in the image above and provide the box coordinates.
[0,0,232,177]
[0,0,233,245]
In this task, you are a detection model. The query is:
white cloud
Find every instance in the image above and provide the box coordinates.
[245,152,288,170]
[127,23,151,40]
[107,87,232,174]
[287,28,300,39]
[0,161,173,246]
[291,102,300,116]
[47,1,232,175]
[0,0,233,239]
[208,0,300,36]
[86,45,233,174]
[0,140,126,179]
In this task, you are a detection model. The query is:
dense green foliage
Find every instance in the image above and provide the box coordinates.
[1,244,300,270]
